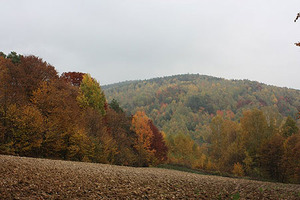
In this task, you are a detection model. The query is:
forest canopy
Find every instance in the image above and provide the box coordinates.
[104,74,300,183]
[1,52,300,183]
[0,52,167,167]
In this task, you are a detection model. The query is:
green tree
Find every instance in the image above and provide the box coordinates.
[109,99,124,113]
[281,116,299,138]
[7,51,21,64]
[0,52,6,58]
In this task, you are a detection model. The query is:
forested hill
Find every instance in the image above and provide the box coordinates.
[104,74,300,140]
[1,52,299,183]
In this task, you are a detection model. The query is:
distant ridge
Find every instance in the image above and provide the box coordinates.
[104,73,300,139]
[103,74,298,91]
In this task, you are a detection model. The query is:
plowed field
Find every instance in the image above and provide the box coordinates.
[1,155,299,199]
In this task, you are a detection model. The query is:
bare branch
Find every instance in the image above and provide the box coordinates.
[295,13,300,22]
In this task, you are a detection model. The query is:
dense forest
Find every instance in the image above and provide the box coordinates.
[104,74,300,183]
[0,52,300,183]
[0,52,167,167]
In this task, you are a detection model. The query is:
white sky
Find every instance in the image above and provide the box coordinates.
[1,0,300,89]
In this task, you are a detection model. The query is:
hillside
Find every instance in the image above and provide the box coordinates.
[1,155,300,199]
[104,74,300,140]
[1,53,299,185]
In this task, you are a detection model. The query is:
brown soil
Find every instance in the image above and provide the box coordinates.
[0,155,299,199]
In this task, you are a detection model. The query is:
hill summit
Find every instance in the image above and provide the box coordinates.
[104,73,300,137]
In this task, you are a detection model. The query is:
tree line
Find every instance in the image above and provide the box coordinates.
[105,74,300,183]
[0,52,167,167]
[1,52,299,183]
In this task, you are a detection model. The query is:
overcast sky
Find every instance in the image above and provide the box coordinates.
[1,0,300,89]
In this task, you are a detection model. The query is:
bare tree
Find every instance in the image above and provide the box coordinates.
[295,13,300,46]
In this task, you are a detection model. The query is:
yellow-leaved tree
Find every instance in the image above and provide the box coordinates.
[77,74,106,115]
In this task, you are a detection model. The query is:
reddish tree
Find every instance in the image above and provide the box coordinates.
[18,56,58,99]
[149,120,168,162]
[61,72,85,86]
[0,57,26,106]
[0,55,57,144]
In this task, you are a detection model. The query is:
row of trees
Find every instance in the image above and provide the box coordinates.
[209,109,300,183]
[0,52,167,167]
[1,52,299,183]
[164,108,300,183]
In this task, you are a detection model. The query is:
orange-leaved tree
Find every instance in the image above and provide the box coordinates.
[131,111,155,166]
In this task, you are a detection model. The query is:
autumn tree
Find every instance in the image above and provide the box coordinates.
[149,120,168,163]
[209,114,244,172]
[6,105,45,157]
[282,133,300,183]
[258,134,285,181]
[18,56,58,99]
[166,133,203,169]
[219,120,244,172]
[32,79,84,159]
[93,127,119,164]
[61,72,85,86]
[281,116,299,137]
[209,115,224,162]
[0,57,16,146]
[240,109,268,176]
[67,128,95,162]
[75,74,120,163]
[131,111,155,166]
[0,54,58,107]
[241,109,268,155]
[77,74,106,115]
[232,162,244,177]
[0,54,58,152]
[105,107,136,166]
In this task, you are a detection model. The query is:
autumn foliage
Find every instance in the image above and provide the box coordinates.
[131,111,168,166]
[1,52,300,183]
[61,72,85,86]
[0,52,167,167]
